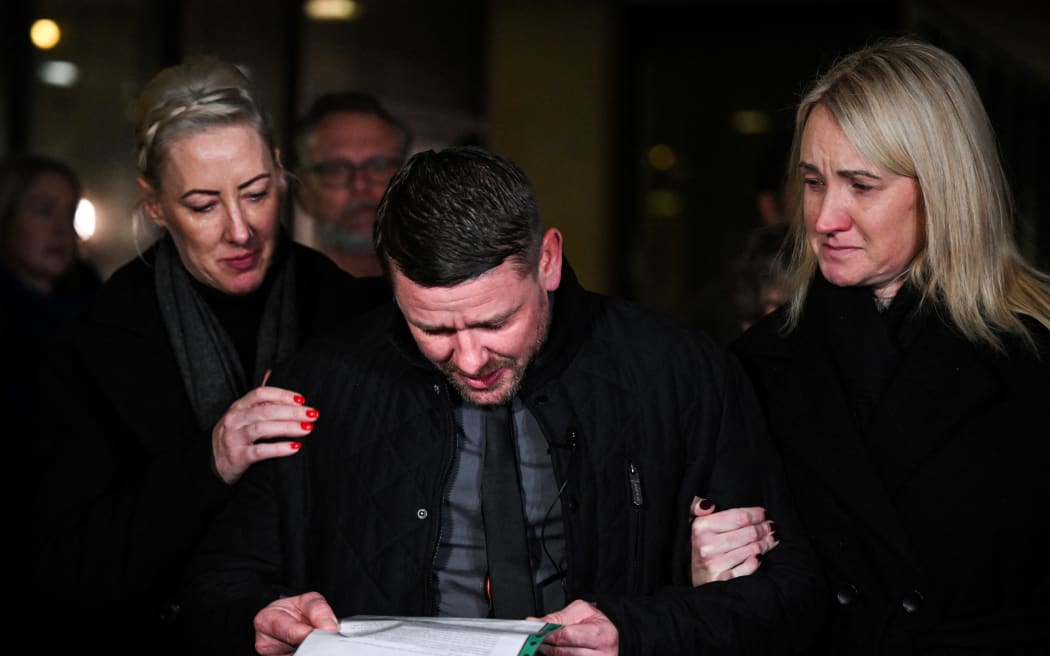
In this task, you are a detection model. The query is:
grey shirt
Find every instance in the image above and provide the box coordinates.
[434,396,567,617]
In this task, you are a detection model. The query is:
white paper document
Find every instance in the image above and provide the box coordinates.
[295,616,560,656]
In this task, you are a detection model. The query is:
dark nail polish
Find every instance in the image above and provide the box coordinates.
[769,521,778,533]
[699,498,714,510]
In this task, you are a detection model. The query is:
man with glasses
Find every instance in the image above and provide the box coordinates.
[292,92,410,277]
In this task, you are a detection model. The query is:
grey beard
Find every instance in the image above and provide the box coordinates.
[313,199,378,254]
[315,222,374,254]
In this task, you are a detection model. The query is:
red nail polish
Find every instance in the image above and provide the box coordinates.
[301,422,313,431]
[293,395,305,405]
[306,409,319,418]
[290,442,302,450]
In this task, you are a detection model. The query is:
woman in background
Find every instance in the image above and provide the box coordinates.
[31,56,387,654]
[1,154,101,447]
[1,154,100,348]
[693,38,1049,653]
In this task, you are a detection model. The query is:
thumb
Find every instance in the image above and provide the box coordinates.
[315,614,339,631]
[539,599,594,625]
[303,596,339,631]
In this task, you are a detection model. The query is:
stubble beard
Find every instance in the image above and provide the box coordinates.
[441,292,551,407]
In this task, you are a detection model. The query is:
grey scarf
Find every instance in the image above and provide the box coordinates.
[154,235,299,432]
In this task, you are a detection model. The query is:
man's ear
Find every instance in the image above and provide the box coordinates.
[136,177,165,228]
[538,228,563,292]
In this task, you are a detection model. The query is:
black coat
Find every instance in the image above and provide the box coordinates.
[30,240,389,654]
[182,261,827,656]
[732,277,1050,654]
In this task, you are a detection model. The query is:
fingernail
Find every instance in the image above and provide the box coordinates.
[756,552,763,562]
[699,498,714,510]
[769,521,778,534]
[306,409,319,418]
[301,422,313,431]
[290,442,302,450]
[293,395,305,405]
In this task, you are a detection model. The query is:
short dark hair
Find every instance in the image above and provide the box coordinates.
[294,91,411,166]
[375,146,543,287]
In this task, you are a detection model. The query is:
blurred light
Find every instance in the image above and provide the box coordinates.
[647,144,677,171]
[30,19,61,50]
[39,60,80,87]
[731,110,771,135]
[304,0,362,21]
[75,199,96,240]
[646,190,683,219]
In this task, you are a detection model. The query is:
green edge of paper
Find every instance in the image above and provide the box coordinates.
[517,623,561,656]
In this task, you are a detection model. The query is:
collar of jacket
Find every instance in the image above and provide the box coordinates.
[384,256,598,396]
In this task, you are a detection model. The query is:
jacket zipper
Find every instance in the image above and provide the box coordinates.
[628,461,644,591]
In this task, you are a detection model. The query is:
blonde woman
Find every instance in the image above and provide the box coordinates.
[31,57,387,654]
[693,37,1050,653]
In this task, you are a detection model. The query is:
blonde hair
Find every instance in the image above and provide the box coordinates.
[783,37,1050,352]
[135,55,278,190]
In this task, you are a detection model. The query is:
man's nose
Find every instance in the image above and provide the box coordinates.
[451,330,486,375]
[349,168,371,193]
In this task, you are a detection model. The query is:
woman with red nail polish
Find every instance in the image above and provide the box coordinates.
[31,57,389,655]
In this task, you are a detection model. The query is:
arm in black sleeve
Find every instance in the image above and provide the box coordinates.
[597,347,828,655]
[176,453,296,656]
[31,331,233,622]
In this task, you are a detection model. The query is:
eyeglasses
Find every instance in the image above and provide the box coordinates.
[309,156,402,189]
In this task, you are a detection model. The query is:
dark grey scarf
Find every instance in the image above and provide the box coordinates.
[154,235,299,432]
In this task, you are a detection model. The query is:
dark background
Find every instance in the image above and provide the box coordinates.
[4,0,1048,323]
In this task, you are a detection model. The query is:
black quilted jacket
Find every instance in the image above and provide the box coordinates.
[180,261,827,655]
